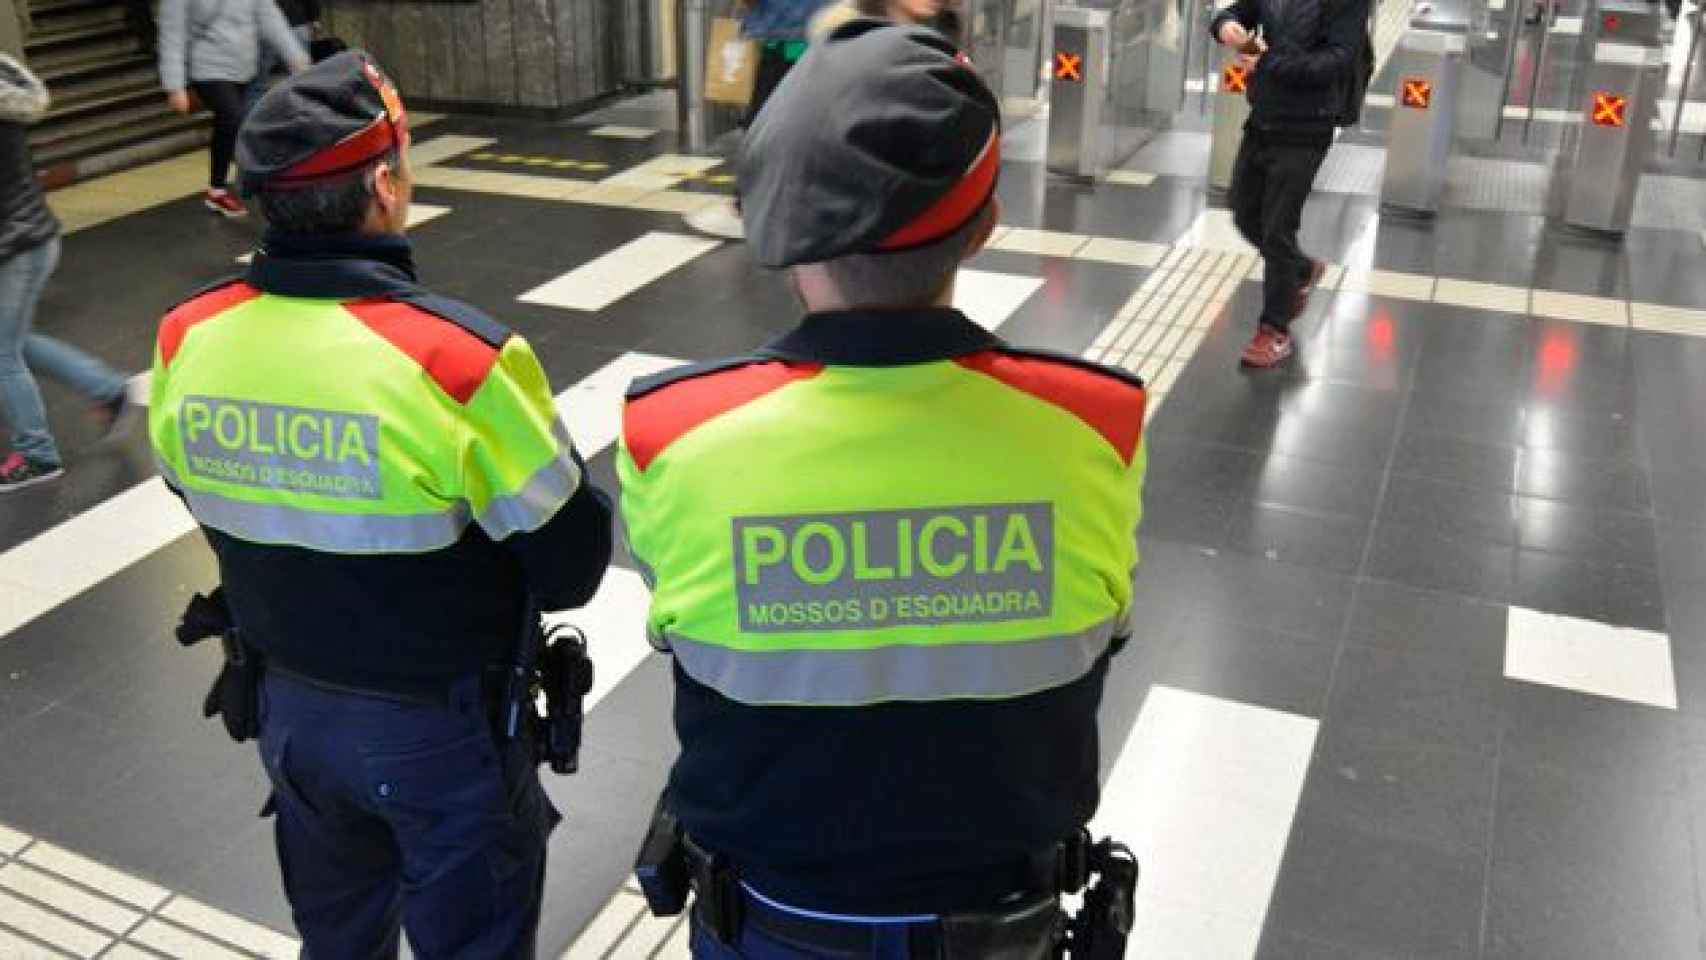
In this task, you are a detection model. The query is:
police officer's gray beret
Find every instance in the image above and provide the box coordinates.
[737,20,1002,268]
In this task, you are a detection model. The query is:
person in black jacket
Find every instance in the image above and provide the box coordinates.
[1212,0,1369,368]
[0,55,135,492]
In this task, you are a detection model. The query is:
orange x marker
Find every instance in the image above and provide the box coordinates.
[1591,91,1627,127]
[1221,63,1248,94]
[1401,77,1432,109]
[1054,52,1083,82]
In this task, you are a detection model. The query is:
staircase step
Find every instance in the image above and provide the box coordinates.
[36,49,151,86]
[30,97,186,150]
[45,62,156,103]
[46,78,158,123]
[27,2,127,33]
[33,109,204,168]
[26,30,144,71]
[28,0,124,18]
[35,113,207,179]
[26,19,134,52]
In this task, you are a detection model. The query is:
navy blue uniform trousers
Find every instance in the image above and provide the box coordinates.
[257,671,559,959]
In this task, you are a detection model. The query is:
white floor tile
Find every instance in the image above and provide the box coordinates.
[126,919,250,960]
[1077,237,1167,267]
[519,233,721,312]
[1177,209,1256,253]
[1631,301,1706,336]
[543,569,656,711]
[1103,170,1158,187]
[607,910,682,960]
[0,827,27,858]
[102,945,167,960]
[0,864,140,935]
[554,352,685,457]
[1433,278,1530,314]
[953,269,1045,330]
[406,203,452,228]
[1531,290,1628,327]
[0,887,109,957]
[989,227,1090,258]
[626,191,719,215]
[1505,606,1677,709]
[1339,268,1435,301]
[599,155,723,192]
[408,134,498,168]
[158,897,298,957]
[0,480,195,634]
[559,889,649,960]
[20,845,167,912]
[1092,685,1317,959]
[590,125,659,140]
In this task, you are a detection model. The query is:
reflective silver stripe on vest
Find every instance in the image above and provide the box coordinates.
[473,421,583,541]
[664,618,1121,706]
[158,459,471,554]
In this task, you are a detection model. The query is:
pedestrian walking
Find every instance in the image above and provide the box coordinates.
[0,55,135,492]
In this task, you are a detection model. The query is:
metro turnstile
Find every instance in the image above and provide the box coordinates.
[1549,38,1665,233]
[1380,24,1468,215]
[1207,49,1250,192]
[1045,0,1192,180]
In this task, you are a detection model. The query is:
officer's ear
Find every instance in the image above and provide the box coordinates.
[962,198,1001,262]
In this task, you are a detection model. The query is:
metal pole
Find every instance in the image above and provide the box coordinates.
[1200,0,1216,115]
[1494,2,1527,136]
[1524,11,1553,142]
[675,0,709,153]
[1671,7,1703,153]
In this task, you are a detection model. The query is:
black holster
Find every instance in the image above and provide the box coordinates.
[535,623,593,774]
[1062,831,1139,959]
[176,588,262,743]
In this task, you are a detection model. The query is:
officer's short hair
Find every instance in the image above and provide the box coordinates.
[819,201,992,308]
[254,149,401,236]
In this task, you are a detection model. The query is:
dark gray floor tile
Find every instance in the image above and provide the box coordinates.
[1512,446,1653,513]
[1483,759,1700,960]
[1381,474,1522,547]
[1298,723,1497,856]
[1659,523,1706,590]
[1325,646,1503,756]
[1223,502,1370,576]
[1152,613,1337,716]
[1137,487,1235,550]
[1392,431,1523,495]
[1500,678,1684,779]
[1257,927,1409,960]
[1346,579,1508,675]
[1243,452,1386,521]
[1263,810,1484,959]
[1179,547,1357,639]
[1511,548,1667,633]
[174,820,297,934]
[1364,520,1517,605]
[1515,498,1660,569]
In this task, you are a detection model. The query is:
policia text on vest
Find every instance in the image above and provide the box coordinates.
[735,502,1051,630]
[179,395,380,499]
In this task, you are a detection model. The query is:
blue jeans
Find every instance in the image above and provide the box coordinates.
[0,237,125,467]
[258,671,559,960]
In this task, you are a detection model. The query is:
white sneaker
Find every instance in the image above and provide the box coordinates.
[683,198,745,241]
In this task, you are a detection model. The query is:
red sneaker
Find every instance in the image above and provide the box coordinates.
[204,188,247,218]
[1292,258,1327,318]
[1240,324,1294,368]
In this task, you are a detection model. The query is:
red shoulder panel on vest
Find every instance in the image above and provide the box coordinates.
[624,360,823,471]
[158,281,261,369]
[956,349,1147,464]
[343,299,504,404]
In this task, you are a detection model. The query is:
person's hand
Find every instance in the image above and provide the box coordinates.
[167,89,191,113]
[289,58,311,74]
[1217,20,1250,47]
[1238,35,1266,70]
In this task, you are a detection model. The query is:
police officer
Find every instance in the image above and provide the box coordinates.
[147,52,612,958]
[619,22,1145,958]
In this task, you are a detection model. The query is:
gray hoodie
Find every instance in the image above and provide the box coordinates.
[157,0,308,91]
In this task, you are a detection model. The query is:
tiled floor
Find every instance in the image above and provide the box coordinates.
[2,75,1706,960]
